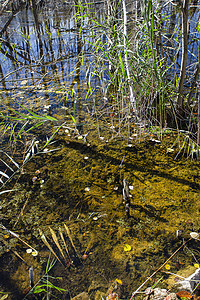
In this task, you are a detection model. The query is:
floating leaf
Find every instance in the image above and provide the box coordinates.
[115,279,122,285]
[194,263,199,268]
[176,291,193,300]
[124,244,131,252]
[165,264,171,270]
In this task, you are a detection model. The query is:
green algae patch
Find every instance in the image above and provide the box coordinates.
[1,134,200,299]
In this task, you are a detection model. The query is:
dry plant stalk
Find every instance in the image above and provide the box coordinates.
[49,227,67,263]
[39,229,64,266]
[59,227,70,258]
[64,224,79,256]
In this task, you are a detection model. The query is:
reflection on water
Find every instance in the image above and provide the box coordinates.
[0,3,103,119]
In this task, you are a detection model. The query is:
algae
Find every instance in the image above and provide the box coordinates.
[0,132,200,299]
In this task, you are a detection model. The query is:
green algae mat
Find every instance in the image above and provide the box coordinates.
[0,133,200,299]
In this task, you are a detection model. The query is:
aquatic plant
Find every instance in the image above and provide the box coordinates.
[23,255,67,300]
[0,105,66,191]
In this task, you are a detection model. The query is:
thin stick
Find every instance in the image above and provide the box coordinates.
[13,196,30,228]
[1,224,37,252]
[129,238,192,300]
[2,239,29,266]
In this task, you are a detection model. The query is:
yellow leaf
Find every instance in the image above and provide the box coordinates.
[165,264,171,270]
[124,244,131,252]
[116,279,122,285]
[194,263,199,269]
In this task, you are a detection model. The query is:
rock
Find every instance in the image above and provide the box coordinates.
[144,288,168,300]
[71,292,90,300]
[164,293,179,300]
[176,268,200,292]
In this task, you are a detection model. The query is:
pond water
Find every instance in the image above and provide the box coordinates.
[0,1,200,300]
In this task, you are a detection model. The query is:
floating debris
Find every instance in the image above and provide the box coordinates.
[190,232,199,239]
[115,279,122,285]
[124,244,131,252]
[26,249,32,254]
[32,176,37,182]
[32,251,38,257]
[165,264,171,270]
[176,291,193,300]
[167,148,174,153]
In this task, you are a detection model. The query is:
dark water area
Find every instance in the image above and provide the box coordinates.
[0,1,200,300]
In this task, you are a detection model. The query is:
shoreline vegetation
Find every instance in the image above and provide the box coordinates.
[0,0,200,298]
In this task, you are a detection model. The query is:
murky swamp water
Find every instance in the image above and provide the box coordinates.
[0,2,200,300]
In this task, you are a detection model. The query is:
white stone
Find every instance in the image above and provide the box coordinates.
[190,232,199,239]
